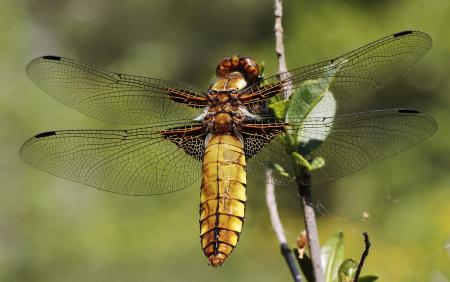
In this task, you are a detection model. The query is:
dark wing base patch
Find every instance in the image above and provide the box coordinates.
[160,125,206,160]
[241,122,286,158]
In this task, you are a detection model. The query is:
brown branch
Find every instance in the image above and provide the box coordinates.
[267,2,302,281]
[274,0,287,74]
[266,170,302,282]
[354,232,371,282]
[297,170,325,282]
[270,1,324,281]
[274,0,293,100]
[266,170,288,244]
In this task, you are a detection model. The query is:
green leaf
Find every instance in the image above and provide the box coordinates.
[284,61,341,147]
[310,157,325,170]
[267,64,341,179]
[292,152,312,170]
[322,231,345,282]
[285,84,337,152]
[296,89,336,147]
[268,99,289,120]
[358,275,378,282]
[259,60,265,77]
[265,162,291,178]
[293,249,315,282]
[338,258,358,282]
[285,79,327,128]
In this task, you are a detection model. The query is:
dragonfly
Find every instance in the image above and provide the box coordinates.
[20,30,437,267]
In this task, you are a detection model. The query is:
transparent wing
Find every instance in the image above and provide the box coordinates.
[20,122,203,195]
[26,56,206,125]
[247,109,437,184]
[242,31,432,108]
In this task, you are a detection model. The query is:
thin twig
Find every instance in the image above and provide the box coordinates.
[354,232,371,282]
[274,0,293,100]
[278,46,325,280]
[266,170,287,244]
[298,170,325,282]
[266,170,302,282]
[276,0,326,279]
[274,0,288,73]
[270,0,325,281]
[268,1,302,281]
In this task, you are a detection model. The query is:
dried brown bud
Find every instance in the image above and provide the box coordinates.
[296,230,308,259]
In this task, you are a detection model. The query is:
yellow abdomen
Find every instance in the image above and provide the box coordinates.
[200,134,247,267]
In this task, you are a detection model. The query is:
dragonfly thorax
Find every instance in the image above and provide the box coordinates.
[201,70,257,134]
[202,96,253,134]
[210,72,247,93]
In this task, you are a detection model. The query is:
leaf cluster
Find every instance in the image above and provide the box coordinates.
[294,232,378,282]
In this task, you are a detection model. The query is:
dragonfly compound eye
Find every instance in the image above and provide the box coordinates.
[216,55,261,84]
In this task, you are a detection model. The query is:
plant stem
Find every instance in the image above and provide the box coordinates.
[354,232,371,281]
[274,0,288,72]
[266,170,302,282]
[269,2,303,281]
[274,0,325,280]
[297,170,325,282]
[274,0,293,99]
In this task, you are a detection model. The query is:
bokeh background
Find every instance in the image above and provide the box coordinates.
[1,0,449,281]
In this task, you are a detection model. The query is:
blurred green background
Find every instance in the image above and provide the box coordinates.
[1,0,449,281]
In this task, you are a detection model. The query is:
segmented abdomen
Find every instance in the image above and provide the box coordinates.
[200,134,247,267]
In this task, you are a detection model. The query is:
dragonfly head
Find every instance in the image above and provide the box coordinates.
[216,55,262,84]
